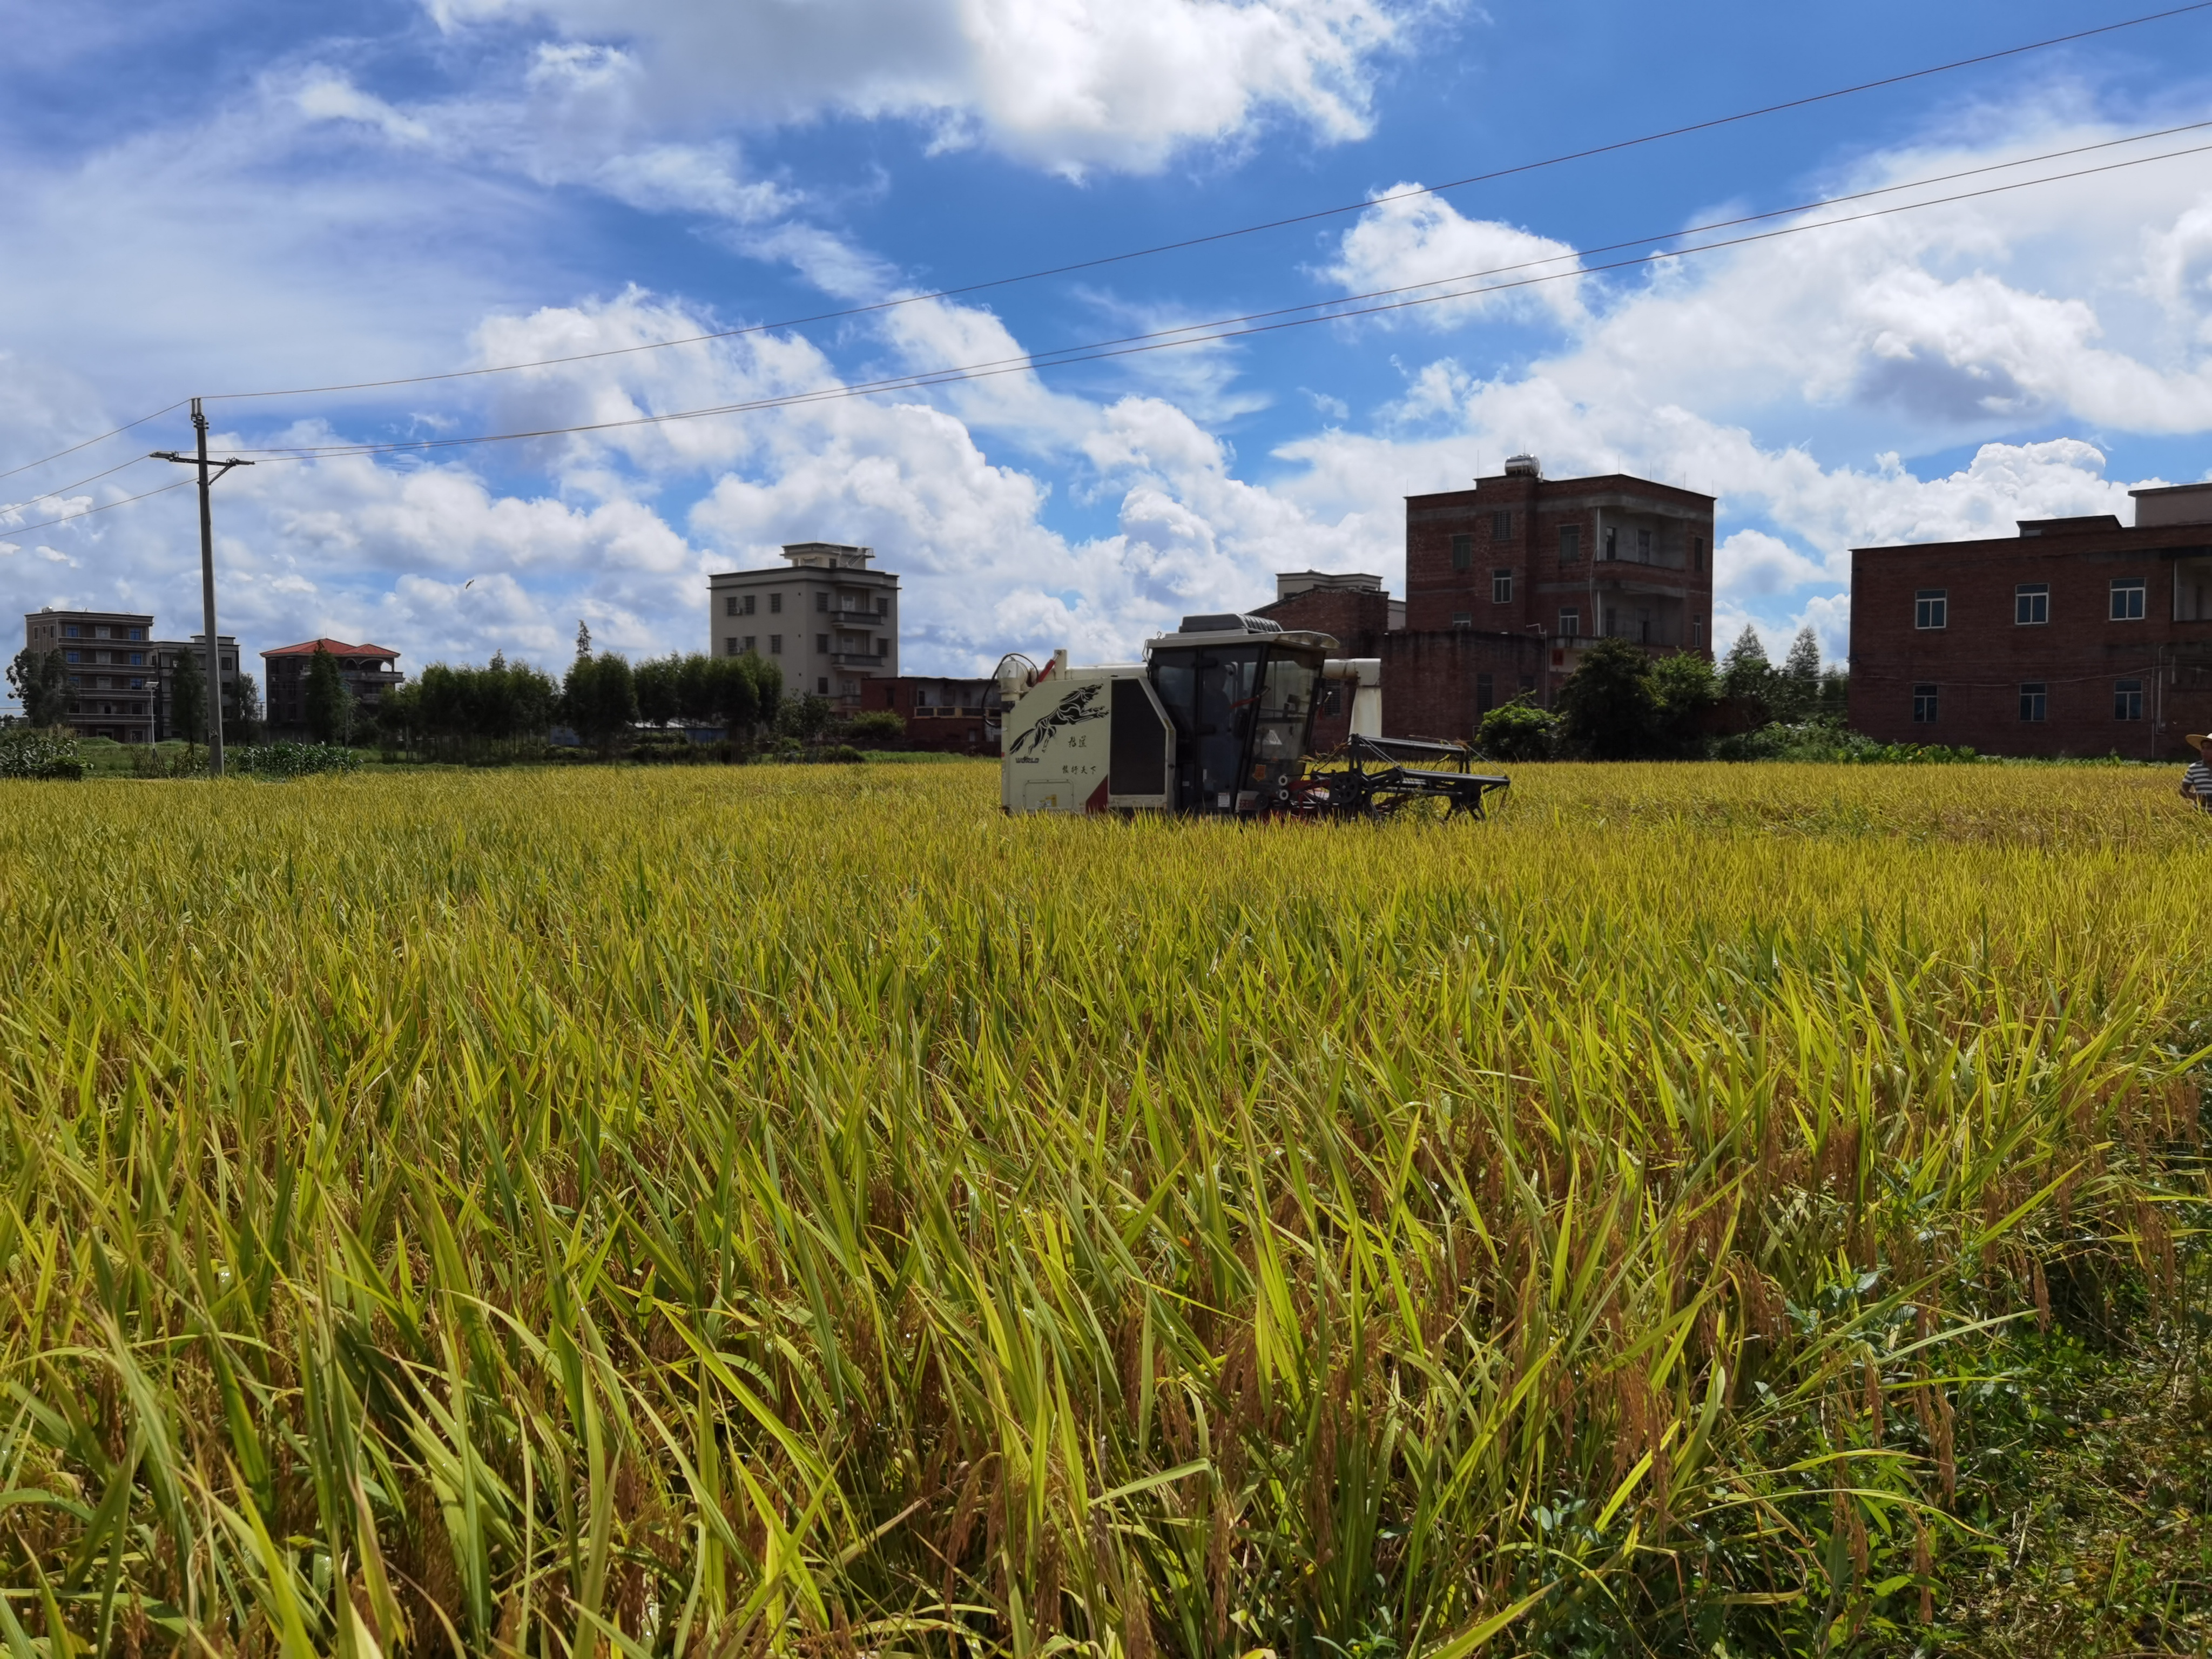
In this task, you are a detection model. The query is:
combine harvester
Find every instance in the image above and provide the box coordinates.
[997,612,1508,819]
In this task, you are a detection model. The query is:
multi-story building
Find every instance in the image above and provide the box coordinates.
[21,608,157,742]
[149,635,241,741]
[707,543,900,709]
[1850,481,2212,757]
[261,638,404,736]
[1262,459,1715,744]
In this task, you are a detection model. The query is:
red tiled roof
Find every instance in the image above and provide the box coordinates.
[261,638,400,660]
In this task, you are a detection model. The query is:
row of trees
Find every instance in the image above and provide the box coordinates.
[373,628,790,760]
[1480,625,1849,761]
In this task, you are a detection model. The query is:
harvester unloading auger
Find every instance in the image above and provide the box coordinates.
[997,613,1509,819]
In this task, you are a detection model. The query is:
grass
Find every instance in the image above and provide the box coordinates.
[0,760,2206,1657]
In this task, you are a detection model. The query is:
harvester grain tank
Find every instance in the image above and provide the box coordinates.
[998,613,1507,819]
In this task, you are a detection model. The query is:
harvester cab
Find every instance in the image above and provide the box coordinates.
[999,614,1510,820]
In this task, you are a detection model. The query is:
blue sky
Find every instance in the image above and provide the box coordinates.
[4,0,2211,684]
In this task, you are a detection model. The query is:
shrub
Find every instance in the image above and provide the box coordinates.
[820,744,865,764]
[1477,697,1557,761]
[0,728,82,780]
[846,710,905,746]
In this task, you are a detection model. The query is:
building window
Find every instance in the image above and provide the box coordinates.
[2015,583,2049,625]
[2019,682,2047,723]
[1449,534,1472,571]
[129,652,143,666]
[1691,613,1705,646]
[64,650,79,663]
[1492,568,1513,604]
[1636,528,1653,561]
[1559,608,1580,636]
[1692,535,1706,572]
[1476,672,1495,712]
[876,597,889,616]
[1603,527,1618,560]
[745,595,757,615]
[2110,577,2146,621]
[725,596,739,617]
[1451,611,1472,629]
[93,625,108,639]
[2115,678,2144,720]
[63,624,79,637]
[725,637,739,657]
[770,635,783,654]
[1912,684,1939,723]
[815,633,829,654]
[770,593,783,613]
[1559,525,1581,561]
[130,627,144,640]
[876,638,888,658]
[817,676,830,694]
[1915,589,1947,629]
[744,635,756,652]
[1491,510,1513,541]
[815,591,828,612]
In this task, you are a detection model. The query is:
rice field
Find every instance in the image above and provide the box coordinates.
[1,761,2207,1657]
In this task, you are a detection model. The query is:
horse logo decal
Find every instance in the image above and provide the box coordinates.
[1008,683,1107,755]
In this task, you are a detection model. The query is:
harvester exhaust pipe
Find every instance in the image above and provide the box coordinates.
[1324,658,1382,738]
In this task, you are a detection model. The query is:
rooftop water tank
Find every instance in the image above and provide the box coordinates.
[1503,454,1541,478]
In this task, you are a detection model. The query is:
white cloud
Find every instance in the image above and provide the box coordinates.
[1320,186,1586,328]
[427,0,1429,176]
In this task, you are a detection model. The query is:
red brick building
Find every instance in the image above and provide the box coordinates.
[263,638,404,737]
[1391,457,1716,742]
[858,675,1000,753]
[1849,482,2212,758]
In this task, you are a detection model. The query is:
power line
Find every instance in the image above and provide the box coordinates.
[0,401,189,488]
[225,135,2212,463]
[0,454,159,517]
[0,477,193,539]
[197,1,2212,406]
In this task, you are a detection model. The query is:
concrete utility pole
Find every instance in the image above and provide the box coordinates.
[152,399,252,777]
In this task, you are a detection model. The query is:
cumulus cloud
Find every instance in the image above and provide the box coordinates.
[426,0,1428,176]
[1320,186,1586,328]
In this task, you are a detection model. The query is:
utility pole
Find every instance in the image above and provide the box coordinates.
[152,399,252,776]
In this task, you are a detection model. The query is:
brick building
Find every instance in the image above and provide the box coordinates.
[150,635,241,741]
[262,639,404,736]
[858,675,1001,753]
[1850,481,2212,758]
[22,608,156,741]
[1387,457,1716,742]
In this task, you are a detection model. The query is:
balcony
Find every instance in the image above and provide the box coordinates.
[831,651,888,667]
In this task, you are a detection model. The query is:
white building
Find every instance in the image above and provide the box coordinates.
[707,543,900,709]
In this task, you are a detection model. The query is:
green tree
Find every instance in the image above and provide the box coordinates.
[304,644,354,744]
[1817,665,1850,723]
[745,652,783,731]
[1719,625,1775,723]
[633,654,682,727]
[169,649,206,746]
[563,651,636,754]
[1650,650,1719,757]
[6,649,69,727]
[774,691,836,746]
[1772,624,1823,722]
[1554,637,1661,759]
[227,670,265,745]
